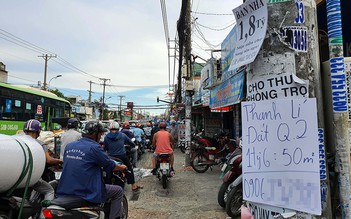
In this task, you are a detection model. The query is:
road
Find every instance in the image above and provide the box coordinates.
[123,147,231,219]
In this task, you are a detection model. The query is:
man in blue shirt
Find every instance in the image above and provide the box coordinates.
[104,122,142,192]
[56,121,127,219]
[132,123,145,152]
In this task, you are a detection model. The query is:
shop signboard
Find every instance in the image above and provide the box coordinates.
[209,70,245,108]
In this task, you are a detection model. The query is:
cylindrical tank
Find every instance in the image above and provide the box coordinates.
[0,134,46,193]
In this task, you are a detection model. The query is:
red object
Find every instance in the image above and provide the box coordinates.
[42,209,53,218]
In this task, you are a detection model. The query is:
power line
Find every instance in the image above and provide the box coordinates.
[191,11,233,16]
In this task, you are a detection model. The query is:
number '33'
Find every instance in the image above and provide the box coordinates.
[295,1,304,23]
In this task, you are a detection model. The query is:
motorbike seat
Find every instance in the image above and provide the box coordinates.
[158,153,170,159]
[50,196,100,210]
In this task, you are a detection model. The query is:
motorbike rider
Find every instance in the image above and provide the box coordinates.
[59,118,82,160]
[56,121,127,219]
[150,122,160,152]
[133,123,145,153]
[151,122,175,175]
[120,122,138,167]
[169,121,178,144]
[23,119,63,202]
[104,122,142,192]
[143,122,152,149]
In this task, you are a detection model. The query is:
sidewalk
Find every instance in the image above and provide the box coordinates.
[125,148,231,219]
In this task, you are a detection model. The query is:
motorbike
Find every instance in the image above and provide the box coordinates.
[190,133,235,173]
[217,148,242,208]
[225,174,243,218]
[177,140,186,153]
[42,160,129,219]
[155,153,173,189]
[145,136,152,150]
[0,168,57,219]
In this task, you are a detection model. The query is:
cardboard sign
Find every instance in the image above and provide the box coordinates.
[229,0,268,70]
[241,98,321,215]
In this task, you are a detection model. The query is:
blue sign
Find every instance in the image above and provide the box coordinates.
[210,70,245,108]
[221,25,237,81]
[5,99,12,113]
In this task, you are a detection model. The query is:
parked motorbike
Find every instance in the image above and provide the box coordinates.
[42,160,129,219]
[217,148,242,208]
[190,132,235,173]
[225,174,243,218]
[177,140,186,153]
[156,153,174,189]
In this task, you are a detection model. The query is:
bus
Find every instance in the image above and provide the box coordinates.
[0,82,71,135]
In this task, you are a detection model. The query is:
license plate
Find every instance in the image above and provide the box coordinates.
[146,139,150,143]
[209,154,214,160]
[55,171,62,180]
[160,163,169,170]
[221,163,227,172]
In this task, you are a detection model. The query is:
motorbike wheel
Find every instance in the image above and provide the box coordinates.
[218,182,230,208]
[225,183,243,218]
[121,195,128,219]
[180,145,186,153]
[162,174,168,189]
[191,153,210,173]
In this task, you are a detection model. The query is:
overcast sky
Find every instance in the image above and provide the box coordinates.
[0,0,242,115]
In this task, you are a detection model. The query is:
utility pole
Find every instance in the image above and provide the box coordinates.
[118,95,125,122]
[184,0,192,167]
[99,78,110,120]
[87,80,93,105]
[245,0,332,217]
[38,54,57,91]
[326,0,351,217]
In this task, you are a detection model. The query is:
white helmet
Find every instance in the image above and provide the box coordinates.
[238,137,243,148]
[108,121,120,130]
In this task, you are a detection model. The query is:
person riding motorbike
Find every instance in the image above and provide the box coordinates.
[56,121,127,219]
[104,122,142,192]
[60,118,82,160]
[143,122,152,149]
[151,122,175,175]
[150,122,160,152]
[121,122,138,167]
[23,119,63,202]
[133,123,145,153]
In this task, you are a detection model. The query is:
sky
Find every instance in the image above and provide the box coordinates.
[0,0,242,115]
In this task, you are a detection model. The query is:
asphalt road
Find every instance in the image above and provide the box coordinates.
[123,147,231,219]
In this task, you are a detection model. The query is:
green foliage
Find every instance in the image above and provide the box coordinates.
[49,88,69,101]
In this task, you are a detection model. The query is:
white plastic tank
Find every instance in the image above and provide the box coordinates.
[0,134,46,193]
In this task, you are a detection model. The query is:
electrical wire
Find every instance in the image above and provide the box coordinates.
[191,11,234,16]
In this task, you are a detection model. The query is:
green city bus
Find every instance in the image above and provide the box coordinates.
[0,82,71,135]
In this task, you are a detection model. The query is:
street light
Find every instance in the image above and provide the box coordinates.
[48,75,62,89]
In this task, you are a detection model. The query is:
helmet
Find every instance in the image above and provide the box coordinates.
[109,121,120,130]
[159,122,167,129]
[146,122,151,127]
[122,122,130,129]
[82,121,107,135]
[67,118,79,129]
[23,119,42,132]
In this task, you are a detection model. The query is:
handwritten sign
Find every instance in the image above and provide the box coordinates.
[241,98,321,215]
[229,0,268,70]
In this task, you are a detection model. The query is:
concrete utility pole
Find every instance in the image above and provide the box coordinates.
[87,80,93,105]
[118,95,125,122]
[325,0,351,217]
[38,54,57,91]
[99,78,110,120]
[247,0,332,217]
[184,0,192,167]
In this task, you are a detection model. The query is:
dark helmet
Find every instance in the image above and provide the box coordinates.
[23,119,42,132]
[122,122,130,129]
[82,121,107,135]
[159,122,167,129]
[67,118,79,129]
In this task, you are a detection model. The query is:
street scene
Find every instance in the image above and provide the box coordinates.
[1,0,351,218]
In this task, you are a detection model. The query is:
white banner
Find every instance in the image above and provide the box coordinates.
[241,98,321,215]
[229,0,268,70]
